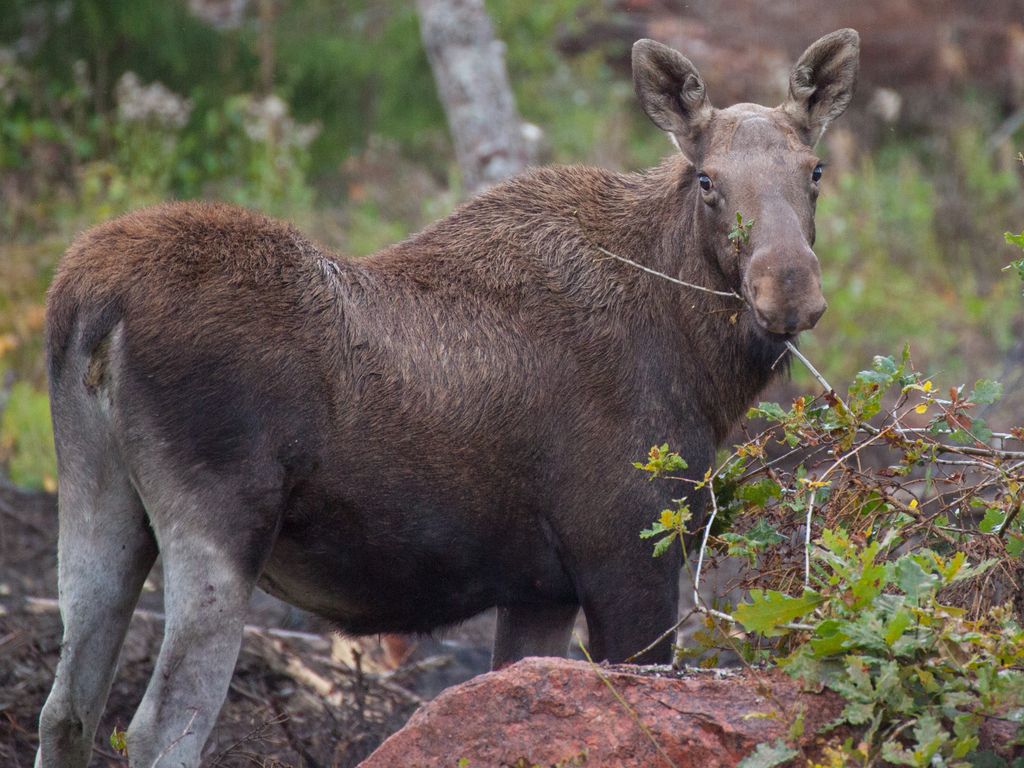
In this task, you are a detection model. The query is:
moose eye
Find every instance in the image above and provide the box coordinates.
[697,173,713,192]
[811,163,824,183]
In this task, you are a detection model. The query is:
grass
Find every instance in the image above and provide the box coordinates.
[1,380,56,491]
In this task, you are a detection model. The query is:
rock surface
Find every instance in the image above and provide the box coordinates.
[360,657,845,768]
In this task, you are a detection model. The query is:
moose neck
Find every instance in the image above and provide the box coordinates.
[577,153,789,442]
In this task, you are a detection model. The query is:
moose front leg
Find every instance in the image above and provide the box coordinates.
[577,556,681,664]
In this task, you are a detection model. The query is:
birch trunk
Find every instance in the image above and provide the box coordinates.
[416,0,532,194]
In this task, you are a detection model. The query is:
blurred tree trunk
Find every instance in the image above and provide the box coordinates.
[416,0,531,194]
[257,0,277,96]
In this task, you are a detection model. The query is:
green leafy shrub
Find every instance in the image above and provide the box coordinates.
[187,93,317,218]
[638,241,1024,763]
[762,530,1020,767]
[1,381,56,490]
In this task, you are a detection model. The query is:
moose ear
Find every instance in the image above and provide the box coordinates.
[782,28,860,145]
[632,39,713,162]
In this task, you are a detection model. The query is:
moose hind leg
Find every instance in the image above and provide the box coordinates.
[492,604,579,669]
[36,447,157,768]
[125,491,275,768]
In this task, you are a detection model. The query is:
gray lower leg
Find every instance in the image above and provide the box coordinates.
[126,539,255,768]
[36,477,156,768]
[492,603,579,669]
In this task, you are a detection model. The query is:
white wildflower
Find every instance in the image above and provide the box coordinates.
[241,93,320,149]
[115,72,193,130]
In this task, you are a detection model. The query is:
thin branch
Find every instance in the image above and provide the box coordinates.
[785,341,844,407]
[932,457,1001,469]
[149,709,199,768]
[692,473,720,612]
[823,426,893,481]
[626,608,698,664]
[691,606,813,634]
[999,501,1024,540]
[804,489,815,590]
[872,428,1024,450]
[880,427,1024,460]
[737,442,832,484]
[207,714,289,768]
[591,243,744,300]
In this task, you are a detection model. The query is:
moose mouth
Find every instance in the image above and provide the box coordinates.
[748,305,797,343]
[757,326,796,344]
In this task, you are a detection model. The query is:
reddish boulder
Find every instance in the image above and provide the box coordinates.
[360,658,843,768]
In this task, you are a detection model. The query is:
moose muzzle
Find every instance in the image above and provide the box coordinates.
[743,246,827,336]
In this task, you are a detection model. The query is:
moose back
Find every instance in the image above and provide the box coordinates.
[36,29,858,768]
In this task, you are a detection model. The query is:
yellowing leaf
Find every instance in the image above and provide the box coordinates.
[734,589,825,636]
[939,550,966,581]
[109,727,128,756]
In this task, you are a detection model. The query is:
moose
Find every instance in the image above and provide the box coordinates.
[36,29,858,767]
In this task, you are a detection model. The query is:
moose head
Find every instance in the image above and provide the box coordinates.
[633,29,859,337]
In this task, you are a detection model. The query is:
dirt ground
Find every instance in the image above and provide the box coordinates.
[0,480,495,767]
[0,476,741,767]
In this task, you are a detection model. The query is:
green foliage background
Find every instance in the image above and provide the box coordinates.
[1,0,1023,489]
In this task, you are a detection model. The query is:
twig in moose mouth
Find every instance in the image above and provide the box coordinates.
[589,243,745,300]
[573,208,745,302]
[784,341,839,400]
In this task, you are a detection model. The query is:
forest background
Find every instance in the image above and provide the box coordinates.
[2,0,1024,491]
